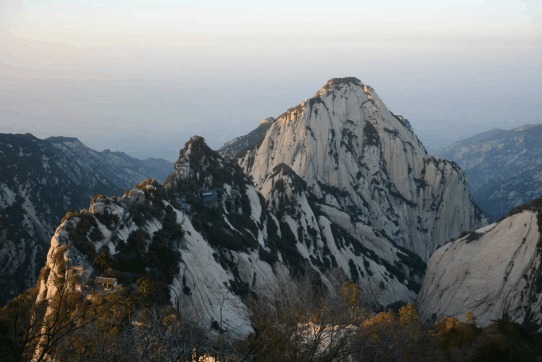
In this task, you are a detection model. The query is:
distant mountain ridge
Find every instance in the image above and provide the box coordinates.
[440,124,542,220]
[0,133,172,304]
[47,136,172,190]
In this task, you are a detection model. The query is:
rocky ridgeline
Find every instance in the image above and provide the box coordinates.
[37,135,429,341]
[440,124,542,221]
[218,117,276,160]
[47,136,172,191]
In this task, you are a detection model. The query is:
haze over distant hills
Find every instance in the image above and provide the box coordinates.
[2,0,542,357]
[440,124,542,221]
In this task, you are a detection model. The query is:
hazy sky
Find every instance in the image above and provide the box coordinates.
[1,0,541,160]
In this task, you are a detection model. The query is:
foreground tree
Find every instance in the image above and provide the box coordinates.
[4,264,542,361]
[236,271,370,361]
[0,266,100,361]
[352,303,432,361]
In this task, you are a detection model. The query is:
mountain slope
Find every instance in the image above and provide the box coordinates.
[165,136,426,317]
[475,167,542,221]
[33,135,429,350]
[0,133,172,304]
[440,124,542,220]
[230,77,485,261]
[218,117,275,159]
[418,198,542,329]
[30,77,490,348]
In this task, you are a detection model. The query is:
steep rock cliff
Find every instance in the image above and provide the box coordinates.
[232,78,485,260]
[34,135,428,345]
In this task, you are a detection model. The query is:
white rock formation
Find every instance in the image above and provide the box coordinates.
[32,78,492,349]
[238,78,485,260]
[418,209,542,328]
[258,163,422,306]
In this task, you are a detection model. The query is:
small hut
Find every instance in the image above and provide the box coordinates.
[95,277,118,290]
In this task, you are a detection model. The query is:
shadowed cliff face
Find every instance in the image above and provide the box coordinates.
[0,134,118,305]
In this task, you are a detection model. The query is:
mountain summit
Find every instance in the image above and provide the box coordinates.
[226,77,486,260]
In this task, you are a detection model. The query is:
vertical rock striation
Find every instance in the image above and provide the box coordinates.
[233,78,485,261]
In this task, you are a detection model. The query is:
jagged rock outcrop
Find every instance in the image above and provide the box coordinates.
[440,124,542,220]
[0,133,171,305]
[228,78,485,260]
[0,134,117,304]
[418,198,542,329]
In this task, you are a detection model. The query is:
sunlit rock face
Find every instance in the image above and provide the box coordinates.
[418,202,542,329]
[233,77,486,261]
